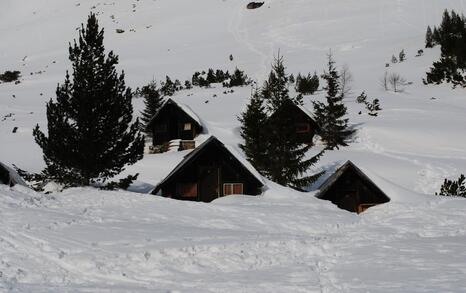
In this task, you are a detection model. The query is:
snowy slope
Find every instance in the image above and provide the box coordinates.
[1,0,466,291]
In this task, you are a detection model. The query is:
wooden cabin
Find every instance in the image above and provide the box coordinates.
[317,161,390,214]
[269,101,319,145]
[146,99,203,150]
[152,136,264,202]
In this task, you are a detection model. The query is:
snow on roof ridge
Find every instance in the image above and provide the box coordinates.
[296,104,317,121]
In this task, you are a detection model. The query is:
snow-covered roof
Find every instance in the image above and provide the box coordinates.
[153,136,264,193]
[146,98,204,130]
[316,160,390,201]
[0,162,27,187]
[296,104,317,121]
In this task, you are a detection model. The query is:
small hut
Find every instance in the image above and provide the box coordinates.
[268,101,319,145]
[152,136,264,202]
[0,162,26,187]
[317,161,390,213]
[146,99,203,151]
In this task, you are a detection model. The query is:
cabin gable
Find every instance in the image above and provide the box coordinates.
[153,137,263,202]
[269,102,319,145]
[147,99,203,147]
[317,161,390,213]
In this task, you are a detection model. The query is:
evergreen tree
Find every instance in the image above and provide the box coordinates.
[266,99,324,188]
[391,55,398,63]
[206,68,216,84]
[295,72,319,95]
[436,174,466,197]
[160,76,176,96]
[192,72,201,86]
[239,55,323,189]
[184,80,192,89]
[399,49,406,62]
[238,90,269,173]
[425,26,434,48]
[33,13,144,187]
[313,52,354,150]
[140,79,163,134]
[262,55,302,110]
[228,68,249,87]
[424,10,466,87]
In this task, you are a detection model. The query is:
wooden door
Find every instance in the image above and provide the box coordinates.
[199,166,220,202]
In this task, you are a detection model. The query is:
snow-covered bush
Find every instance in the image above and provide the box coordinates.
[436,174,466,198]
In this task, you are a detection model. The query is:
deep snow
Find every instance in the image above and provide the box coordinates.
[1,0,466,291]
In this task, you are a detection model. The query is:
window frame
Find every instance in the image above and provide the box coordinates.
[223,183,244,196]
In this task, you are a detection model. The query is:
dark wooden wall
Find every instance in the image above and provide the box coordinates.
[320,168,389,213]
[160,143,262,202]
[150,103,201,146]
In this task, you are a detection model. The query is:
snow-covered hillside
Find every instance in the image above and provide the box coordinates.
[1,0,466,291]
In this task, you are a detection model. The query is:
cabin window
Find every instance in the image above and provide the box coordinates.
[296,123,310,133]
[176,183,198,198]
[154,123,168,133]
[183,123,192,131]
[223,183,244,195]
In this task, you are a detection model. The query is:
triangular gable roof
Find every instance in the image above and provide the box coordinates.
[146,98,203,130]
[269,101,319,128]
[153,136,264,193]
[317,160,390,201]
[296,104,317,122]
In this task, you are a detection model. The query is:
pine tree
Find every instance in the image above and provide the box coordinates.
[425,26,434,48]
[160,76,176,96]
[228,68,249,87]
[313,52,354,150]
[140,79,163,134]
[399,49,406,62]
[424,10,466,88]
[33,13,144,187]
[262,55,302,111]
[391,55,398,63]
[436,174,466,197]
[266,99,324,188]
[238,90,269,173]
[242,55,323,189]
[206,68,216,84]
[295,72,319,95]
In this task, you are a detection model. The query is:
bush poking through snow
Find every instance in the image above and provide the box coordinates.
[436,174,466,198]
[388,72,408,92]
[366,99,382,117]
[0,70,21,83]
[356,92,382,117]
[398,49,406,62]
